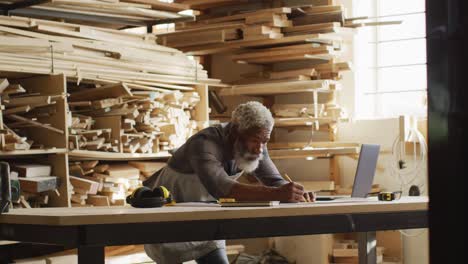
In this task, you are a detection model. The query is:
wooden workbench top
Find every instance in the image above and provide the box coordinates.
[0,196,428,226]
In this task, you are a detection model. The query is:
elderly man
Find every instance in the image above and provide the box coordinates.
[143,101,308,264]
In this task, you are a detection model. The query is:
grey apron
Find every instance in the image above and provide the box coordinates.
[144,166,241,263]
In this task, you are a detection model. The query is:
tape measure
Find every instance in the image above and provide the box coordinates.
[378,191,402,201]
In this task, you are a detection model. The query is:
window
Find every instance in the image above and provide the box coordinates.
[353,0,427,119]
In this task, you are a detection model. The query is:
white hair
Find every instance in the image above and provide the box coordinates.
[231,101,274,133]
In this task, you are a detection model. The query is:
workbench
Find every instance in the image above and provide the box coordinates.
[0,196,428,264]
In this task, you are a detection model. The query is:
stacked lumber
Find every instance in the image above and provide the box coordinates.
[68,161,143,206]
[0,0,192,28]
[162,1,392,81]
[68,85,200,153]
[69,114,120,152]
[158,4,347,56]
[332,239,385,263]
[237,60,352,83]
[157,7,292,49]
[0,77,65,151]
[10,163,59,208]
[0,15,219,91]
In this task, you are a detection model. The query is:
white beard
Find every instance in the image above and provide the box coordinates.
[234,150,264,173]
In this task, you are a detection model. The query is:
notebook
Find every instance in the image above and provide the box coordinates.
[220,201,280,207]
[315,144,380,203]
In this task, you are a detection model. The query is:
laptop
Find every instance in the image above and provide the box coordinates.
[315,144,380,202]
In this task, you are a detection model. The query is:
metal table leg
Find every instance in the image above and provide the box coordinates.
[358,231,377,264]
[78,246,104,264]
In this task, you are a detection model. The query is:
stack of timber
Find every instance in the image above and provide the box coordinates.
[0,0,192,28]
[69,114,119,152]
[165,1,393,130]
[0,77,65,152]
[0,15,219,89]
[68,83,201,154]
[68,161,142,206]
[159,3,371,56]
[10,163,60,208]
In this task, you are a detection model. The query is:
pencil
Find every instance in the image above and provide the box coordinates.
[284,173,311,202]
[284,173,293,182]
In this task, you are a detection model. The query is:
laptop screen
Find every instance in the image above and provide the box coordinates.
[351,144,380,198]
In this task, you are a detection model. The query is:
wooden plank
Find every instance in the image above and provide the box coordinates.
[283,22,339,35]
[3,105,32,115]
[194,84,209,129]
[161,29,226,48]
[94,116,122,152]
[68,150,171,160]
[268,68,318,80]
[124,0,189,12]
[2,84,26,95]
[87,195,110,206]
[268,142,360,150]
[106,164,140,178]
[19,176,59,193]
[219,80,330,96]
[4,95,51,107]
[69,83,132,102]
[188,7,291,25]
[0,78,9,93]
[6,114,64,134]
[69,176,99,195]
[157,22,244,36]
[183,33,341,55]
[271,103,325,117]
[12,164,52,178]
[274,117,338,127]
[232,45,332,61]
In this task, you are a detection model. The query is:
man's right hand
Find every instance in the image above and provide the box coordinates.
[277,182,306,202]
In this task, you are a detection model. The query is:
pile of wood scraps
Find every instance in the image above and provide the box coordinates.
[0,15,220,90]
[68,161,142,206]
[162,1,399,65]
[67,160,168,206]
[0,78,64,151]
[10,163,60,208]
[0,0,192,28]
[69,114,119,152]
[157,7,292,49]
[68,83,200,154]
[158,6,344,56]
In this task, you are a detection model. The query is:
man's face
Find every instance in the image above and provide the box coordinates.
[233,127,270,173]
[238,128,270,159]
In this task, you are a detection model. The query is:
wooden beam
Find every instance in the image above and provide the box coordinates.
[219,80,330,96]
[6,114,64,134]
[18,176,59,193]
[0,78,9,94]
